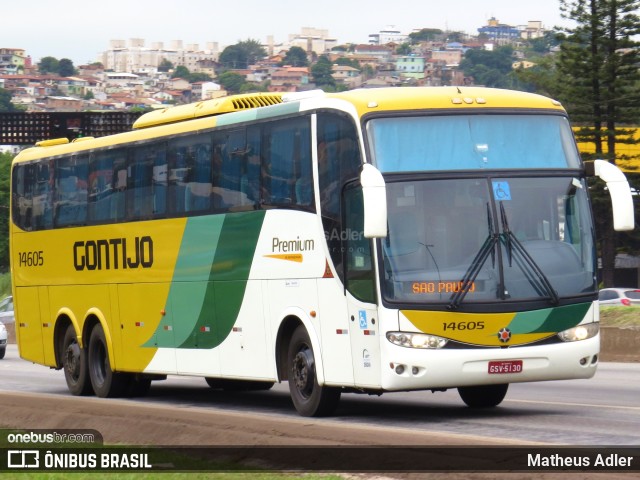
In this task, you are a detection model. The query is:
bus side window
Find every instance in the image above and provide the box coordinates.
[168,133,212,215]
[152,146,168,215]
[12,164,34,231]
[168,144,188,214]
[213,130,244,210]
[263,116,311,207]
[128,144,158,219]
[32,161,54,230]
[184,137,212,213]
[54,155,88,227]
[111,153,127,222]
[294,124,313,208]
[240,126,261,208]
[317,112,363,281]
[344,185,376,303]
[87,149,127,224]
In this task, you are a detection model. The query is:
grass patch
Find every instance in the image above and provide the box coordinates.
[599,306,640,329]
[0,272,10,299]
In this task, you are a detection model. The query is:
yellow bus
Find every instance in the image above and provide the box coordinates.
[576,127,640,173]
[10,87,634,416]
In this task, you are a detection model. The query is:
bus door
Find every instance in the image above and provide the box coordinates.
[343,185,381,387]
[316,112,381,387]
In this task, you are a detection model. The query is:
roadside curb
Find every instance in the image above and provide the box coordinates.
[600,326,640,363]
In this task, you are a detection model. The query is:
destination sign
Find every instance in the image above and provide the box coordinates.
[411,281,476,294]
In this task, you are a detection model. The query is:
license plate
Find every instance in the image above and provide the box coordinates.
[488,360,523,374]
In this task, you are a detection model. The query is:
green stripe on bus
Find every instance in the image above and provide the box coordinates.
[145,211,266,349]
[508,303,591,334]
[215,102,301,127]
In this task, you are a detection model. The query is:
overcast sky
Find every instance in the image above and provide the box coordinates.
[6,0,570,65]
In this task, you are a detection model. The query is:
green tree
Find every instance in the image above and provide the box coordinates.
[219,39,267,70]
[239,81,268,94]
[445,31,466,43]
[311,56,335,90]
[395,43,412,55]
[459,46,516,87]
[0,88,20,112]
[556,0,640,286]
[217,71,246,93]
[171,65,190,79]
[158,59,174,72]
[188,72,213,83]
[38,56,59,74]
[335,57,360,69]
[58,58,76,77]
[282,46,309,67]
[512,54,559,94]
[408,28,443,43]
[362,64,376,80]
[0,152,11,271]
[557,0,640,160]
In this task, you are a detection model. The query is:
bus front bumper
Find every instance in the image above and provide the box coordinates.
[379,334,599,391]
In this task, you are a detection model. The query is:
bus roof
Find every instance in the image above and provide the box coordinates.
[132,92,284,129]
[325,86,566,118]
[12,87,566,165]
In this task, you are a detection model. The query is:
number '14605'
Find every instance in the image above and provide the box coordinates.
[18,251,44,267]
[442,321,485,331]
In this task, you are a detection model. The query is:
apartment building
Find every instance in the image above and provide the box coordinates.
[478,18,521,45]
[99,39,220,73]
[0,48,28,74]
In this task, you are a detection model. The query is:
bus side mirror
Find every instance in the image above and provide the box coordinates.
[586,160,635,231]
[360,164,387,238]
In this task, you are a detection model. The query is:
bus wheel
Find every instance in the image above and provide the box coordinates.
[87,324,129,398]
[287,325,340,417]
[62,324,92,396]
[458,384,509,408]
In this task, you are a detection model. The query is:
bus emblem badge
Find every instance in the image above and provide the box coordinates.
[497,328,511,343]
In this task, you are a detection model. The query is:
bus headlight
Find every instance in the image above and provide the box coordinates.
[387,332,448,349]
[557,322,599,342]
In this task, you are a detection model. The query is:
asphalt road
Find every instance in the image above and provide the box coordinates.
[1,344,639,446]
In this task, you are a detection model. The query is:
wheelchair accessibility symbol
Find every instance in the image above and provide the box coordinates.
[492,181,511,201]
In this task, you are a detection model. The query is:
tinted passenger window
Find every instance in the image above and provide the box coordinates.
[55,155,88,227]
[213,129,246,209]
[88,149,127,223]
[317,112,362,281]
[168,133,212,214]
[129,143,167,219]
[263,117,312,207]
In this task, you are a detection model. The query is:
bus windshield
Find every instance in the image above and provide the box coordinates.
[367,114,581,171]
[381,176,597,307]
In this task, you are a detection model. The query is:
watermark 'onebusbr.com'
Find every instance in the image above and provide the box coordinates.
[4,429,102,445]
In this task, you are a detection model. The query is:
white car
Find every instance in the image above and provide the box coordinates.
[0,321,6,359]
[599,288,640,306]
[0,296,14,324]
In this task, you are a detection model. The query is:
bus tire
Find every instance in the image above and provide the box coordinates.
[62,324,92,396]
[287,325,340,417]
[87,324,129,398]
[458,384,509,408]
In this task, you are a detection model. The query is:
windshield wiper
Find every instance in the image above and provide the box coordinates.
[448,203,498,310]
[499,202,559,305]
